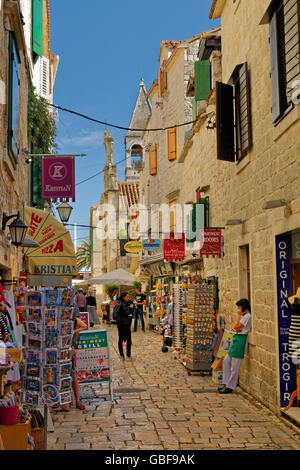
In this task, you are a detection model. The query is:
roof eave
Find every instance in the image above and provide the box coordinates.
[209,0,226,19]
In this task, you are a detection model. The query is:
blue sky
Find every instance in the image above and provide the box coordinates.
[50,0,220,247]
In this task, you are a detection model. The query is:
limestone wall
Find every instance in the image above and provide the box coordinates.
[180,0,300,412]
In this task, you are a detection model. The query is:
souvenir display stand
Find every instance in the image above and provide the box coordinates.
[185,284,216,375]
[21,287,75,450]
[148,278,169,331]
[173,284,186,350]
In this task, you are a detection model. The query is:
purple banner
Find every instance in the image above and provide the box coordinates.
[41,157,75,202]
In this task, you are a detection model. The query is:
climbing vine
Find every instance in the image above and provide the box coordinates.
[27,85,57,207]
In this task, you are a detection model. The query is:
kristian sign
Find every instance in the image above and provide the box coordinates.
[41,157,75,201]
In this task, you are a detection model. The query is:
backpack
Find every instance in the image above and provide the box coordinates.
[112,302,121,322]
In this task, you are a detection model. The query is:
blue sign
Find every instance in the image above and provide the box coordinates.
[275,233,296,408]
[142,239,161,252]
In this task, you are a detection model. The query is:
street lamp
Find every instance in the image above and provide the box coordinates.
[57,202,73,224]
[2,212,28,247]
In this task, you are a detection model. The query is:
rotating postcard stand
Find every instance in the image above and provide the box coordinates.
[74,329,113,404]
[21,288,76,450]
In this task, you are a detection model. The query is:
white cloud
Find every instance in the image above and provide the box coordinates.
[58,129,104,149]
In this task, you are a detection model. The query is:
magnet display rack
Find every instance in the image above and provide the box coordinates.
[173,284,186,349]
[185,284,215,375]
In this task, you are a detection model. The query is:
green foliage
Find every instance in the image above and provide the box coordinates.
[76,239,92,271]
[104,285,119,300]
[128,281,141,300]
[27,85,57,208]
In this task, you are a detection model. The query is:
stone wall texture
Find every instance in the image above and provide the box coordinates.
[139,2,300,414]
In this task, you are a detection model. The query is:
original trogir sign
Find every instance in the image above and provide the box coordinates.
[24,206,77,276]
[41,157,75,202]
[142,238,161,252]
[275,233,296,408]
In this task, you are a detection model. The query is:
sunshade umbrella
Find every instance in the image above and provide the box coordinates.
[87,268,136,286]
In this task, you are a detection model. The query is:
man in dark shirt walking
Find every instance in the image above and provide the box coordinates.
[133,287,146,332]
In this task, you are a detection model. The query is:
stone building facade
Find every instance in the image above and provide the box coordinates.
[0,0,31,281]
[177,0,300,416]
[0,0,58,281]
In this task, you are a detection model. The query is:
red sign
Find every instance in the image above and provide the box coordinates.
[164,234,185,261]
[200,229,222,258]
[41,157,75,202]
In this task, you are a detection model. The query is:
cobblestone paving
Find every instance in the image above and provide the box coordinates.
[49,325,300,450]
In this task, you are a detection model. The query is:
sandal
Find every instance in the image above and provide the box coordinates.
[61,404,70,411]
[76,402,86,410]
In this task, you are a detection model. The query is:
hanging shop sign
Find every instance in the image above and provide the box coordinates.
[41,157,75,202]
[24,206,77,276]
[275,233,296,408]
[164,234,185,261]
[124,241,142,253]
[74,329,111,385]
[199,229,222,258]
[142,239,161,252]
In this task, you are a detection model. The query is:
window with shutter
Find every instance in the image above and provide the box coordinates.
[149,145,157,175]
[40,57,49,100]
[233,63,252,161]
[158,68,167,96]
[266,0,300,122]
[284,0,300,103]
[168,127,177,161]
[194,60,211,102]
[216,81,235,162]
[216,63,252,163]
[32,0,43,59]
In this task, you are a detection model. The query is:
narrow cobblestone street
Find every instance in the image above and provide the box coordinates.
[48,325,300,451]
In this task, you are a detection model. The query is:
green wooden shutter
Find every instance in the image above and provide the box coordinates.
[32,0,43,58]
[194,60,211,101]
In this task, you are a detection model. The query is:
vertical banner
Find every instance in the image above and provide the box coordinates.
[200,229,222,258]
[41,157,75,202]
[164,234,185,261]
[74,329,111,385]
[275,233,296,408]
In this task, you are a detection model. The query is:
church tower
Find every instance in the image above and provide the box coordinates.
[103,128,117,191]
[125,79,152,182]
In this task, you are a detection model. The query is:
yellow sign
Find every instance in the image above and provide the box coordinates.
[124,241,142,254]
[24,206,77,276]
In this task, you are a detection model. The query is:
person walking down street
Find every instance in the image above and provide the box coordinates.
[74,288,86,312]
[86,289,98,327]
[219,299,251,394]
[113,292,134,360]
[133,287,146,332]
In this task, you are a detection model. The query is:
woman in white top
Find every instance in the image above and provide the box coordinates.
[219,298,251,394]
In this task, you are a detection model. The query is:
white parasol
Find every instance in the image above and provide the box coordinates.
[87,268,136,286]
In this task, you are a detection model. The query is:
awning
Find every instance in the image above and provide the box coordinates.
[24,206,77,277]
[88,268,136,286]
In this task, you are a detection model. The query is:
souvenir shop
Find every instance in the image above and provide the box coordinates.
[172,264,220,377]
[0,278,77,450]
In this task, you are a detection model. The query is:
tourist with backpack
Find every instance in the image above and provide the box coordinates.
[113,292,134,360]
